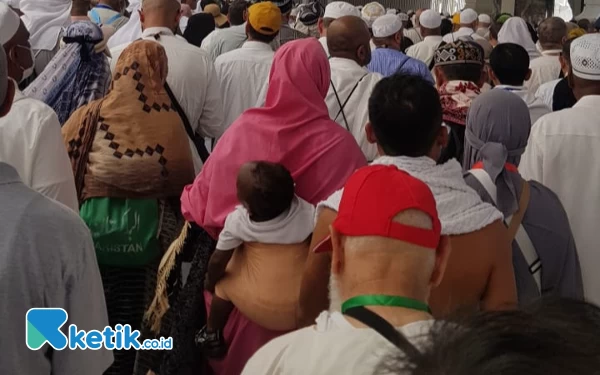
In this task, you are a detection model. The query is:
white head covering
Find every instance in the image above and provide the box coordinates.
[498,17,541,60]
[20,0,71,51]
[386,8,397,15]
[419,9,441,29]
[107,0,141,50]
[0,2,20,45]
[323,1,360,19]
[478,13,491,23]
[571,34,600,81]
[361,2,385,27]
[372,13,402,37]
[398,12,409,21]
[460,8,477,24]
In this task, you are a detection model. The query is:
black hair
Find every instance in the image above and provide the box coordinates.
[238,161,295,222]
[489,43,530,86]
[247,22,278,44]
[377,297,600,375]
[228,0,248,26]
[368,74,442,157]
[440,18,453,36]
[488,22,501,41]
[438,63,483,83]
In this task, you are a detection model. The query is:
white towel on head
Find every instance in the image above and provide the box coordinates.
[107,0,142,49]
[20,0,71,51]
[317,156,503,235]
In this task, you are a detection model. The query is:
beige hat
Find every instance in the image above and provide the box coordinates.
[204,3,228,27]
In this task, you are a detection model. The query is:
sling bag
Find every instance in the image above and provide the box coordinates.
[330,73,369,131]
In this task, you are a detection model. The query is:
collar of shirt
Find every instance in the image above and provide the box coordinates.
[329,57,368,73]
[424,35,443,43]
[95,4,114,10]
[0,162,21,186]
[494,84,525,92]
[574,95,600,109]
[241,40,273,52]
[458,27,475,34]
[541,49,562,57]
[142,27,175,38]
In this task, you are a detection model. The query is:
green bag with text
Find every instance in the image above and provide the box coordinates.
[80,197,161,267]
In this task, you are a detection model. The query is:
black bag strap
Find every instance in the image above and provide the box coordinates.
[164,82,210,163]
[344,306,407,348]
[331,72,369,131]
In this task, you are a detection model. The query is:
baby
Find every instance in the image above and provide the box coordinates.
[196,161,315,358]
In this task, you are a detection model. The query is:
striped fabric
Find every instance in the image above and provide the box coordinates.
[270,24,310,50]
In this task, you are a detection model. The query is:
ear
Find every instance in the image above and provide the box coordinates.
[433,66,446,88]
[567,66,575,89]
[437,125,449,148]
[487,68,499,85]
[0,79,15,118]
[430,235,451,288]
[330,226,345,275]
[395,31,402,45]
[138,9,145,23]
[365,122,377,144]
[476,68,486,88]
[525,68,532,82]
[318,17,325,35]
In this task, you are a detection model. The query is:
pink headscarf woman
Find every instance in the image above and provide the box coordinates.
[181,38,366,239]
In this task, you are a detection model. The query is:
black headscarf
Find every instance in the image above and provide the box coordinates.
[183,13,216,47]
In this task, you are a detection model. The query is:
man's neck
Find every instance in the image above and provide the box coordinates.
[541,45,562,53]
[330,53,362,66]
[98,1,114,9]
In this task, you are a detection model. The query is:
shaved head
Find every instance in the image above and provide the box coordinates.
[142,0,181,13]
[327,16,372,66]
[539,17,566,50]
[140,0,181,30]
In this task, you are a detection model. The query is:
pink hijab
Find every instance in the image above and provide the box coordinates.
[181,38,366,238]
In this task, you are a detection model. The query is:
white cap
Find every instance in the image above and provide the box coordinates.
[0,2,20,45]
[323,1,361,19]
[460,8,478,24]
[571,34,600,81]
[398,12,409,21]
[419,9,441,29]
[0,44,7,106]
[361,2,385,27]
[478,13,491,23]
[372,13,402,37]
[387,8,397,15]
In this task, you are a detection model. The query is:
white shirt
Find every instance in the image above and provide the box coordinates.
[242,310,432,375]
[535,78,561,110]
[326,58,382,161]
[0,89,78,212]
[406,35,443,67]
[20,0,71,51]
[520,95,600,305]
[215,41,274,131]
[404,27,423,44]
[494,84,551,124]
[524,50,562,94]
[201,23,248,62]
[217,196,315,250]
[110,27,225,173]
[442,26,486,43]
[319,36,329,57]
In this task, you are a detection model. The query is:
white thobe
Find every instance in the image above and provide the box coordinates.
[405,35,443,67]
[524,49,562,94]
[494,85,551,124]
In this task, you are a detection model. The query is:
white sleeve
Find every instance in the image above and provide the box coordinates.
[53,223,113,375]
[519,120,544,183]
[314,189,343,225]
[216,210,244,251]
[31,110,79,212]
[197,59,225,139]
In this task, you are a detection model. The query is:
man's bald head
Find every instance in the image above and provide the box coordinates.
[140,0,181,31]
[539,17,566,50]
[327,15,372,66]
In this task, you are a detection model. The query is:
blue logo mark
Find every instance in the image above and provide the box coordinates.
[26,308,69,350]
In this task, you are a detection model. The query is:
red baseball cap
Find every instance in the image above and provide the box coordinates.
[314,165,441,253]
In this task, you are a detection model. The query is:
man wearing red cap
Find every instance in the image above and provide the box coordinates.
[242,165,451,375]
[299,74,516,326]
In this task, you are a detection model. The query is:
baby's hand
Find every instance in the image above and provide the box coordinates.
[204,278,216,293]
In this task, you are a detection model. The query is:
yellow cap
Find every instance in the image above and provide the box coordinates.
[248,2,282,36]
[452,13,460,25]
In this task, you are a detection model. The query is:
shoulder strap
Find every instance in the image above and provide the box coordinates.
[344,307,416,352]
[396,55,411,73]
[164,82,210,163]
[332,72,369,130]
[469,169,541,293]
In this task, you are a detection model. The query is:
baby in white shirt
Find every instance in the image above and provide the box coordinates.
[197,161,315,358]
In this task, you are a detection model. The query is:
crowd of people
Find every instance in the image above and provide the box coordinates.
[1,0,600,374]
